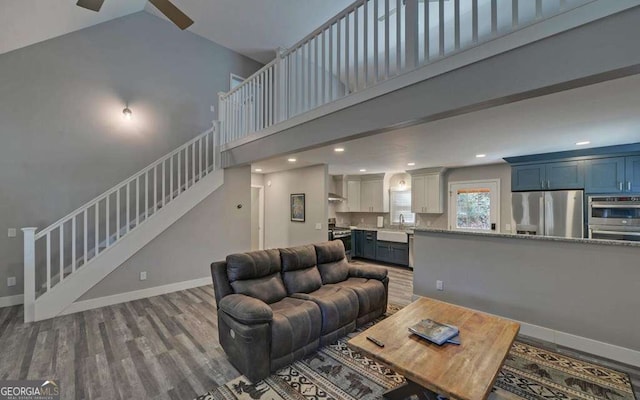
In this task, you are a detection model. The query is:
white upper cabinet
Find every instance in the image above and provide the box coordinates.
[346,179,361,212]
[360,179,385,212]
[410,168,446,214]
[335,174,389,213]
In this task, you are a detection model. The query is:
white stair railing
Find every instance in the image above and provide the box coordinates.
[23,126,219,322]
[218,0,594,146]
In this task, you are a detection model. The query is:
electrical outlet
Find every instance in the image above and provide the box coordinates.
[315,223,322,230]
[139,271,147,281]
[7,228,17,238]
[426,221,432,227]
[7,277,16,287]
[436,280,444,291]
[360,218,364,223]
[505,224,512,232]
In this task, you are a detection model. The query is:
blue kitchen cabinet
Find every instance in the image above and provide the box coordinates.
[513,161,585,191]
[375,242,393,264]
[362,231,377,259]
[511,164,546,191]
[585,157,626,193]
[626,156,640,193]
[546,161,584,190]
[375,241,409,266]
[390,242,409,265]
[351,230,364,257]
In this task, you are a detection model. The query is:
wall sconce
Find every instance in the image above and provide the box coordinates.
[122,105,133,120]
[399,180,406,190]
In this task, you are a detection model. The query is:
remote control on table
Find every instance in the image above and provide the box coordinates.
[366,336,385,347]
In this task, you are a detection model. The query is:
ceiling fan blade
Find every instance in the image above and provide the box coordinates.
[76,0,105,12]
[148,0,194,30]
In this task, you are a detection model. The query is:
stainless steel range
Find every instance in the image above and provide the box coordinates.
[328,218,352,259]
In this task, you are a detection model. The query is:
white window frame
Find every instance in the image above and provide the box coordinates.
[390,188,415,226]
[448,179,500,233]
[230,73,246,90]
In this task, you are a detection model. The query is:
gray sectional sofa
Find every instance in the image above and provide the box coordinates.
[210,240,389,382]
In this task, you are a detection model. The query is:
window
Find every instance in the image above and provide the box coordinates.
[448,180,500,232]
[230,73,245,90]
[390,190,415,225]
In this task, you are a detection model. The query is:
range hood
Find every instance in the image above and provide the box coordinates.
[328,192,345,201]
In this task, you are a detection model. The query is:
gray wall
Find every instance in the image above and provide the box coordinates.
[0,12,262,298]
[413,231,640,351]
[264,165,328,249]
[417,163,512,232]
[79,166,251,300]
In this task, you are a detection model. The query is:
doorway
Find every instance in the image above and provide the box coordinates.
[448,179,500,233]
[251,185,264,250]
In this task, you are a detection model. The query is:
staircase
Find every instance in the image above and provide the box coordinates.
[22,125,223,322]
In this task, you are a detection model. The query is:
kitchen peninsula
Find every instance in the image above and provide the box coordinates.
[413,228,640,367]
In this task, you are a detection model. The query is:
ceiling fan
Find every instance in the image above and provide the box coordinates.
[76,0,194,30]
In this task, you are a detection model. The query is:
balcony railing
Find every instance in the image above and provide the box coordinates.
[218,0,594,146]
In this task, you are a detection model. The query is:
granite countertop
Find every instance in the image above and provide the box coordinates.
[348,226,415,234]
[414,227,640,248]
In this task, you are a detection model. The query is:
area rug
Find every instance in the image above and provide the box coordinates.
[197,307,635,400]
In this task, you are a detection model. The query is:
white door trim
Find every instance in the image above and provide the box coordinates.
[448,179,501,233]
[251,184,265,250]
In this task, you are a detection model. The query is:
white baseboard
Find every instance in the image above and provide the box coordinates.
[0,294,24,308]
[411,294,640,368]
[61,277,212,316]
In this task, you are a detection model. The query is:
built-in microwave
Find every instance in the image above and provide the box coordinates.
[588,196,640,227]
[588,196,640,241]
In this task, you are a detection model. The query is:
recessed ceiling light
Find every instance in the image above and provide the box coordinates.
[475,154,487,158]
[359,169,367,172]
[576,141,591,146]
[287,158,297,162]
[254,168,263,172]
[407,162,415,166]
[334,147,345,153]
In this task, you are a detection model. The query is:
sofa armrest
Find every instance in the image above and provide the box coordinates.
[219,294,273,325]
[349,264,388,280]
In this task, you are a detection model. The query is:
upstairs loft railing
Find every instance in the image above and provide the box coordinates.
[218,0,594,146]
[22,126,219,319]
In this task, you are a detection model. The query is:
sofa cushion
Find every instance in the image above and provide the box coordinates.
[280,245,322,294]
[226,249,281,281]
[226,249,287,304]
[269,297,322,359]
[230,273,287,305]
[292,286,358,335]
[331,277,386,319]
[315,241,350,284]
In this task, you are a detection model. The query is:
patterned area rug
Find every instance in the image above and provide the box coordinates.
[198,307,635,400]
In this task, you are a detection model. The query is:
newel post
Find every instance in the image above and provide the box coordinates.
[22,227,37,323]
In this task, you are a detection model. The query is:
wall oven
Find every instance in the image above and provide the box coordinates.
[588,196,640,242]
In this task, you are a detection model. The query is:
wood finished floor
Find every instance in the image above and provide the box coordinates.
[0,262,637,399]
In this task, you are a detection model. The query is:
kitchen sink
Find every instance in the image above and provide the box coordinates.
[377,230,408,243]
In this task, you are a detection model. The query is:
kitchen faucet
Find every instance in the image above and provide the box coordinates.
[399,213,405,229]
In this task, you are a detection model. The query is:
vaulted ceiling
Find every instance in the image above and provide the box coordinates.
[0,0,353,63]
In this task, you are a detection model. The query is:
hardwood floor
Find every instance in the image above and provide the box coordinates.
[0,262,637,399]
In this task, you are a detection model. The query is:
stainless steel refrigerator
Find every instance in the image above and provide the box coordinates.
[512,190,584,238]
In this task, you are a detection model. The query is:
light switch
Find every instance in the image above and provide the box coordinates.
[315,223,322,230]
[7,277,16,287]
[140,271,147,281]
[7,228,17,238]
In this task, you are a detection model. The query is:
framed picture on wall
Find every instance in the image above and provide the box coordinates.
[291,193,305,222]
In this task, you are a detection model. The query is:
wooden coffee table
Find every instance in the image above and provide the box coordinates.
[348,297,519,400]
